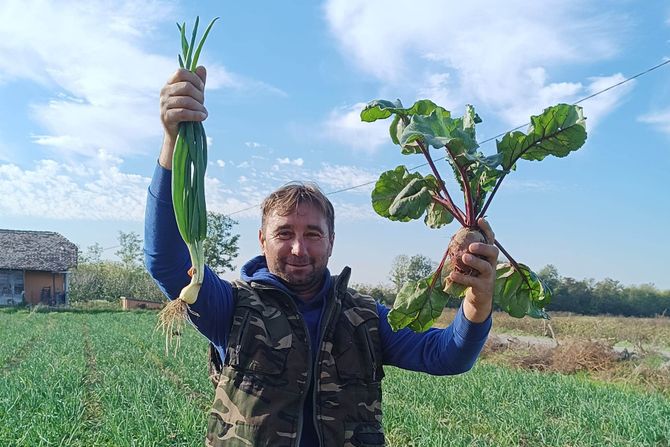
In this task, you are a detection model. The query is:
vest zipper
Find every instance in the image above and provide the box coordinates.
[312,285,340,447]
[285,292,312,447]
[299,315,312,447]
[261,286,312,447]
[230,310,250,366]
[364,327,378,382]
[252,274,349,447]
[235,311,250,346]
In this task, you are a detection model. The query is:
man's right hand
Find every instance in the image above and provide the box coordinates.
[158,66,208,169]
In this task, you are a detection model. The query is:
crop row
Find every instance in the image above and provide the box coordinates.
[0,312,53,365]
[0,311,214,446]
[80,312,210,446]
[0,312,88,445]
[1,310,668,446]
[383,364,670,446]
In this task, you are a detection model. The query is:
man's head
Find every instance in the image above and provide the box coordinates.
[259,182,335,292]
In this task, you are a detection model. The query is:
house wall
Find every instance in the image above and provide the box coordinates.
[25,271,64,305]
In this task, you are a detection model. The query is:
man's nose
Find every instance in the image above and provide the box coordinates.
[290,237,307,256]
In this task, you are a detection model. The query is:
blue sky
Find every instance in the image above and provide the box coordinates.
[0,0,669,289]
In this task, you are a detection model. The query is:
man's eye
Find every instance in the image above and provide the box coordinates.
[306,233,323,240]
[276,231,293,240]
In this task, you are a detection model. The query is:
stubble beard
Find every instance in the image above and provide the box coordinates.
[273,257,327,294]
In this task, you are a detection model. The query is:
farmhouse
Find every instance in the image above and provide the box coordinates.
[0,229,78,306]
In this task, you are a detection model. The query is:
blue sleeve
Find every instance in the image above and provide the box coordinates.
[378,302,492,375]
[143,162,235,348]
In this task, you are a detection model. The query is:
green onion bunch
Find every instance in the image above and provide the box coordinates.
[159,17,218,350]
[171,16,218,304]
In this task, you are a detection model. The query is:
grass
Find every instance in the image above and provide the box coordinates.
[384,365,670,446]
[0,310,213,446]
[1,309,668,446]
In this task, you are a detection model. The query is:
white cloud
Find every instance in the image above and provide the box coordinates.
[324,0,628,127]
[205,159,383,219]
[416,73,458,112]
[277,157,304,166]
[577,74,634,130]
[210,69,287,97]
[311,163,378,193]
[0,133,10,162]
[0,154,149,221]
[638,109,670,136]
[216,160,226,168]
[323,103,389,153]
[204,177,265,219]
[245,142,264,148]
[502,178,560,192]
[500,73,634,132]
[237,161,251,169]
[0,0,282,160]
[0,1,176,158]
[0,153,274,222]
[331,201,377,222]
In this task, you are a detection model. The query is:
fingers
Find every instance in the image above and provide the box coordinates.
[448,249,497,288]
[160,91,208,132]
[473,217,498,265]
[160,68,208,137]
[461,252,494,277]
[167,68,205,91]
[477,217,495,244]
[162,68,206,108]
[468,242,499,266]
[195,65,207,86]
[164,95,206,111]
[161,80,205,105]
[448,269,481,288]
[162,106,208,126]
[453,219,497,320]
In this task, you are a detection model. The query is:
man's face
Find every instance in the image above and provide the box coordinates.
[259,203,334,288]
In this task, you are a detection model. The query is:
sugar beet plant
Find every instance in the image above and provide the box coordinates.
[158,16,218,350]
[361,100,586,331]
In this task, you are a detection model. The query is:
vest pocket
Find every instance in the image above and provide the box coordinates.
[206,412,261,447]
[225,305,292,375]
[332,310,381,382]
[344,421,385,447]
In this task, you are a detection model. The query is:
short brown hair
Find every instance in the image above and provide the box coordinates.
[261,182,335,236]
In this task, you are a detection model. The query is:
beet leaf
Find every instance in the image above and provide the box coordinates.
[362,100,587,331]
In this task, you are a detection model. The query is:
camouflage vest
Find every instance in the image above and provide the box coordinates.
[206,267,385,447]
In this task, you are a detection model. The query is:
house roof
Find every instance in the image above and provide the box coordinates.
[0,229,78,272]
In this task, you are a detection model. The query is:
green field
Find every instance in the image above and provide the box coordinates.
[1,309,669,446]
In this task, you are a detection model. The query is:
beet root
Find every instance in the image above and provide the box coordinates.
[446,227,488,277]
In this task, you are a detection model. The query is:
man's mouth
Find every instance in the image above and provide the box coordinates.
[286,259,311,268]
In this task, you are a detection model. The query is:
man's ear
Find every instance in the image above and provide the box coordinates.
[328,232,335,257]
[258,228,266,254]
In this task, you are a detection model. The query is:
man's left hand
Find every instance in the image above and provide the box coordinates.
[448,218,499,323]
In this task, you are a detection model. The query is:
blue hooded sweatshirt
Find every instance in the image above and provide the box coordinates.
[144,163,492,446]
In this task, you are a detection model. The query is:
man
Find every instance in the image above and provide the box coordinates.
[145,66,499,447]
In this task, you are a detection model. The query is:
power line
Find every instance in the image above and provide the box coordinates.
[227,58,670,216]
